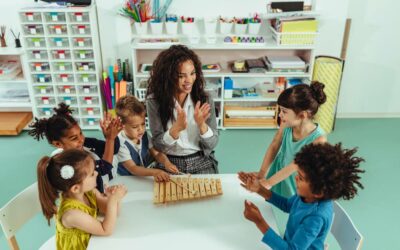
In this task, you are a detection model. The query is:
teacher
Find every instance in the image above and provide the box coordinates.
[146,45,219,174]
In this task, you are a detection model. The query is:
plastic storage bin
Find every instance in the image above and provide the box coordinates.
[78,85,98,95]
[29,50,48,60]
[34,85,54,95]
[269,26,317,45]
[25,37,46,48]
[51,50,71,60]
[23,24,44,35]
[57,96,78,106]
[37,107,53,116]
[21,12,42,22]
[82,117,100,127]
[54,73,74,83]
[56,85,76,95]
[44,12,66,22]
[77,73,96,83]
[80,107,101,116]
[30,62,50,72]
[70,24,91,35]
[32,74,52,84]
[36,96,56,106]
[52,62,73,72]
[75,62,95,72]
[47,24,68,35]
[79,96,99,106]
[72,37,92,47]
[69,12,90,22]
[73,50,94,60]
[48,37,69,47]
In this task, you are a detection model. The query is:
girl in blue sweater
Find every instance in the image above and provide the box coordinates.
[239,143,364,249]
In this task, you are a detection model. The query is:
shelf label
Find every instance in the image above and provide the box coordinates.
[51,12,58,21]
[83,64,89,71]
[40,87,46,94]
[83,86,90,94]
[34,52,41,59]
[79,52,86,59]
[35,63,42,71]
[59,64,65,71]
[26,13,34,21]
[58,51,65,59]
[88,119,94,126]
[39,76,45,83]
[78,39,84,47]
[55,26,62,34]
[64,98,71,105]
[42,97,49,105]
[78,25,85,34]
[44,109,51,116]
[87,108,94,115]
[33,38,41,47]
[61,74,68,82]
[75,12,83,22]
[64,86,71,94]
[30,28,37,35]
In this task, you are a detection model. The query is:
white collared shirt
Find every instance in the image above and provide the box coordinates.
[162,96,213,156]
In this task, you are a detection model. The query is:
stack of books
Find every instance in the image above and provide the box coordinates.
[264,55,307,72]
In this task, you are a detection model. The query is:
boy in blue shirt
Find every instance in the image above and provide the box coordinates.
[239,143,365,249]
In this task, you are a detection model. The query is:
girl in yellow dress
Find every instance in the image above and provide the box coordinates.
[37,149,127,250]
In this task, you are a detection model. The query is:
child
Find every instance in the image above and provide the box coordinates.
[37,149,127,249]
[240,143,364,249]
[241,82,327,197]
[115,95,178,182]
[29,103,122,193]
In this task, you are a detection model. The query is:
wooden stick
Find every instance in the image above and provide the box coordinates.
[170,178,196,195]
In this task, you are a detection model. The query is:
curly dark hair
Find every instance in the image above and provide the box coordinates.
[28,102,78,143]
[294,143,365,200]
[146,45,208,130]
[278,81,327,117]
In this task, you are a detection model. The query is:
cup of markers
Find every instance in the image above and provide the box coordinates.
[234,18,248,35]
[219,16,234,34]
[165,14,178,35]
[248,14,262,35]
[181,16,196,35]
[150,19,163,35]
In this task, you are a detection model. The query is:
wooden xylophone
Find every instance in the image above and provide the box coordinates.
[153,177,223,204]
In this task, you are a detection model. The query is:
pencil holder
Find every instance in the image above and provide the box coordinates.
[181,22,195,35]
[219,21,233,34]
[165,21,178,35]
[150,21,163,35]
[234,23,248,35]
[204,18,217,35]
[248,22,261,35]
[134,22,148,35]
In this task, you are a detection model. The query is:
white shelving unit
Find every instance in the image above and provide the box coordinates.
[131,13,318,129]
[0,48,33,111]
[19,4,103,129]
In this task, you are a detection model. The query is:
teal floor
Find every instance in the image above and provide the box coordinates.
[1,118,399,249]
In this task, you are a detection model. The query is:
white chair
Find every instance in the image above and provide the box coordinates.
[329,201,363,250]
[0,182,55,250]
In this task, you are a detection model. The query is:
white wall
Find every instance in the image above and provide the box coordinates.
[1,0,399,117]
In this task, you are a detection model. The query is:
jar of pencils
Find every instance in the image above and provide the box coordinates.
[134,22,148,35]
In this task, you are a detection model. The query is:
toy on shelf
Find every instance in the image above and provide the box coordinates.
[223,35,265,44]
[140,63,152,73]
[201,63,221,73]
[0,26,7,47]
[231,60,248,73]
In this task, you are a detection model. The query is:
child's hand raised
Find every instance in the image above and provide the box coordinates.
[108,184,127,202]
[101,113,123,140]
[194,101,211,127]
[238,172,261,193]
[243,200,263,224]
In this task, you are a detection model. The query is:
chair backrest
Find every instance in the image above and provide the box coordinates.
[331,201,363,250]
[0,182,42,250]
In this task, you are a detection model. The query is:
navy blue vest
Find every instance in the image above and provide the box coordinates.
[117,133,152,175]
